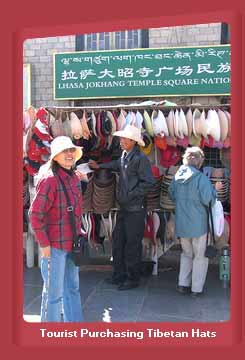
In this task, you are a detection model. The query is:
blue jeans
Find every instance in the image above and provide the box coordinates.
[40,247,83,322]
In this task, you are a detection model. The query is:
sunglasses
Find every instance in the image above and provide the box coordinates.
[62,148,76,154]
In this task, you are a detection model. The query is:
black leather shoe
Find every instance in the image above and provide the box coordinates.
[118,280,139,291]
[104,277,124,285]
[191,291,203,298]
[176,285,191,294]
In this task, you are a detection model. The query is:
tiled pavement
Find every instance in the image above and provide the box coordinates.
[24,257,230,323]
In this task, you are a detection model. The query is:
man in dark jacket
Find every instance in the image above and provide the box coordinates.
[89,125,155,290]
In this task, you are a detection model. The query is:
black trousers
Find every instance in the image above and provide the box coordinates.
[112,209,146,283]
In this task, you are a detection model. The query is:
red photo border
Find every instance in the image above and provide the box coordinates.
[2,0,244,357]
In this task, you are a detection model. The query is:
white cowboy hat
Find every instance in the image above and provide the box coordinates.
[50,135,83,162]
[113,124,145,147]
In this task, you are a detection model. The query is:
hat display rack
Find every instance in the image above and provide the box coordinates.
[23,102,231,259]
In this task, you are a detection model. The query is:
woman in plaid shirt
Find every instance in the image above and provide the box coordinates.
[29,136,85,322]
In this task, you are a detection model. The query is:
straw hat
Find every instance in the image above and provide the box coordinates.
[113,124,145,146]
[50,136,82,162]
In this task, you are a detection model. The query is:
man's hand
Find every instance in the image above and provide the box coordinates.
[88,160,100,170]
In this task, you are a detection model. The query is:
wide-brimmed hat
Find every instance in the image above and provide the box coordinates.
[50,136,82,162]
[113,124,145,146]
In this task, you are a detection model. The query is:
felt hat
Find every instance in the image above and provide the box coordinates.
[155,136,167,150]
[135,111,144,130]
[50,136,82,162]
[174,109,181,138]
[70,112,83,139]
[140,132,152,155]
[224,110,231,137]
[113,124,145,147]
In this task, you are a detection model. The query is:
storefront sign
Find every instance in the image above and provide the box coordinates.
[53,45,230,100]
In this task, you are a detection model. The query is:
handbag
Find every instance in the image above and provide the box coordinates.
[56,173,89,266]
[205,202,218,259]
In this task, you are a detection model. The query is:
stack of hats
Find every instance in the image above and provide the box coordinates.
[160,166,179,210]
[146,165,162,211]
[209,168,230,204]
[82,175,93,213]
[92,169,116,214]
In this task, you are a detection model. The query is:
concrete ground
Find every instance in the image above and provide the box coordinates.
[23,252,230,323]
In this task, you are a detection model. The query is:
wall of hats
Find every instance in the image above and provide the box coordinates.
[23,101,231,262]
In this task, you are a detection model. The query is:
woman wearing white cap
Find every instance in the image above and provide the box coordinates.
[168,147,222,297]
[29,136,84,322]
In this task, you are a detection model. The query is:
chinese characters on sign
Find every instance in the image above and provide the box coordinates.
[54,45,231,99]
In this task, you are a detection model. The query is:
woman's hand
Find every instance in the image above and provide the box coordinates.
[74,170,88,182]
[40,246,51,258]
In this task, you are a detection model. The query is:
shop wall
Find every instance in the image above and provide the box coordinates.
[23,23,223,109]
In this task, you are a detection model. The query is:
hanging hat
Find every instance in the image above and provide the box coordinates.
[50,135,82,162]
[218,109,229,141]
[224,110,231,137]
[185,108,193,137]
[117,109,126,130]
[135,111,144,130]
[166,109,175,137]
[206,109,221,141]
[113,124,145,146]
[70,112,83,139]
[151,109,169,137]
[192,108,202,137]
[195,109,208,138]
[178,108,188,137]
[143,110,154,137]
[174,109,181,138]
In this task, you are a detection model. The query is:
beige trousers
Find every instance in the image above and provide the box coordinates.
[178,234,209,293]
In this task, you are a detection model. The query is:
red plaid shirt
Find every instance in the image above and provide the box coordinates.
[29,167,83,252]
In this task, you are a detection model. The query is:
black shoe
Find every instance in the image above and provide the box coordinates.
[118,280,139,291]
[104,277,124,285]
[191,291,203,298]
[176,285,191,294]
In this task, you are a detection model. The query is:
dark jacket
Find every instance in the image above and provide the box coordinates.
[99,145,155,211]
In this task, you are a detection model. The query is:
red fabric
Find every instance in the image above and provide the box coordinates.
[160,145,181,168]
[29,167,83,251]
[144,214,154,240]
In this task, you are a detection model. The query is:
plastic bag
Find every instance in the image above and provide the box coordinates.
[211,200,225,237]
